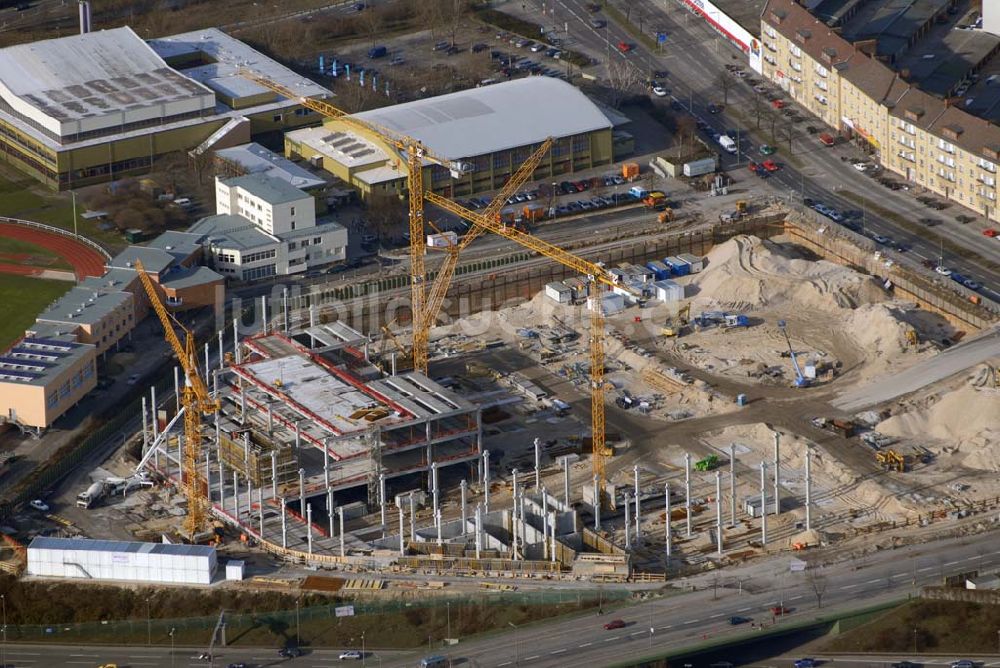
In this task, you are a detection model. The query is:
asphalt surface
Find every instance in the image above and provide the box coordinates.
[533,0,1000,301]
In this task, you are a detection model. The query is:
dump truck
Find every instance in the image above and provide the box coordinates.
[643,191,668,210]
[657,208,674,223]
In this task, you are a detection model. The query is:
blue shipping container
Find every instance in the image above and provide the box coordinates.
[646,260,670,280]
[664,256,691,276]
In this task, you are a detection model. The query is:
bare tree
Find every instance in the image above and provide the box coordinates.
[805,565,828,609]
[715,71,733,105]
[360,6,384,48]
[674,115,697,151]
[365,194,407,242]
[780,112,796,151]
[766,108,780,144]
[750,92,768,129]
[606,59,644,109]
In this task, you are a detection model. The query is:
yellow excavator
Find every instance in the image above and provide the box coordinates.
[661,304,691,338]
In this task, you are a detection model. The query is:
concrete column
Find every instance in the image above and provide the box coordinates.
[306,503,313,555]
[633,465,641,542]
[338,507,345,557]
[730,443,737,528]
[232,317,240,365]
[258,487,264,536]
[474,504,482,559]
[805,446,812,532]
[483,450,491,511]
[760,461,768,546]
[436,510,443,546]
[246,478,253,519]
[409,492,416,543]
[280,497,287,548]
[298,468,306,517]
[460,480,468,536]
[550,518,557,563]
[773,432,780,516]
[217,460,224,505]
[665,482,672,557]
[294,422,301,450]
[519,494,526,555]
[150,386,158,439]
[399,503,405,556]
[323,444,330,490]
[624,491,631,549]
[271,450,278,499]
[309,305,316,329]
[563,457,570,506]
[684,453,692,537]
[177,434,183,485]
[541,487,549,559]
[232,470,238,517]
[282,288,289,333]
[173,366,180,415]
[328,487,336,539]
[266,404,273,434]
[204,342,210,384]
[240,385,246,421]
[715,470,723,556]
[593,474,601,530]
[218,329,225,372]
[141,396,149,450]
[511,494,519,561]
[260,295,267,335]
[243,432,250,464]
[511,468,519,506]
[431,462,439,526]
[204,454,211,504]
[379,473,387,538]
[534,437,541,489]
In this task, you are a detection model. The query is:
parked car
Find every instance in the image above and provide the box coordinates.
[29,499,49,512]
[872,234,890,244]
[934,266,953,276]
[949,661,975,668]
[617,41,633,53]
[759,144,776,155]
[983,228,998,237]
[707,103,723,114]
[603,619,626,630]
[770,606,790,615]
[651,84,668,97]
[771,99,786,109]
[278,647,303,658]
[762,159,780,172]
[794,660,816,668]
[891,662,921,668]
[729,616,751,625]
[339,650,364,660]
[853,162,869,171]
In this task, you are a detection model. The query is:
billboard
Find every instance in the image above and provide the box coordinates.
[678,0,763,74]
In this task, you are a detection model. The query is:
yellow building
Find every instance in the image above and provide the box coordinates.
[0,26,329,190]
[284,77,623,199]
[762,0,1000,220]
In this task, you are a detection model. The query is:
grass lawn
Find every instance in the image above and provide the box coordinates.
[823,599,1000,654]
[0,236,72,269]
[0,274,73,349]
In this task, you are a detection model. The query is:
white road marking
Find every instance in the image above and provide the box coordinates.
[631,631,646,636]
[789,595,803,601]
[498,662,513,667]
[551,648,567,654]
[579,642,592,648]
[918,566,934,572]
[684,619,700,624]
[605,636,620,642]
[864,578,881,584]
[944,560,960,566]
[737,607,751,612]
[840,584,858,589]
[659,625,673,630]
[525,655,540,661]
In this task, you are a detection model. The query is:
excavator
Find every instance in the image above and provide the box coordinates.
[661,304,691,337]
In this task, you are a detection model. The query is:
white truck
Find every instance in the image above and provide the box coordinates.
[718,135,737,154]
[76,481,106,508]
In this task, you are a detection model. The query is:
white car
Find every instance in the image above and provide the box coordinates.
[935,265,952,276]
[339,650,363,660]
[852,162,868,171]
[651,85,668,97]
[29,499,49,512]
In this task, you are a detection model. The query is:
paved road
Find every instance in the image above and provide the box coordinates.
[771,655,1000,668]
[534,0,1000,301]
[372,534,998,667]
[834,326,1000,411]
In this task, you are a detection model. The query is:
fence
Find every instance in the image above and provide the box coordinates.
[0,589,624,644]
[921,585,1000,605]
[0,216,112,260]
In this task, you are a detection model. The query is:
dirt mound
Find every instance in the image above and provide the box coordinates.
[691,236,882,312]
[843,303,917,358]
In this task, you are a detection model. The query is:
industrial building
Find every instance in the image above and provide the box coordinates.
[284,77,631,199]
[27,536,217,585]
[0,26,329,189]
[761,0,1000,221]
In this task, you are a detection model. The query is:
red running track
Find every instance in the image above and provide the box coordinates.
[0,223,106,280]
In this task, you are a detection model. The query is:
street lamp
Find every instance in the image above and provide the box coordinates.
[169,627,176,668]
[361,631,366,668]
[509,622,519,665]
[146,597,151,646]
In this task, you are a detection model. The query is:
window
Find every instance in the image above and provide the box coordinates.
[291,206,296,216]
[790,44,802,57]
[979,158,996,173]
[242,249,277,264]
[289,242,297,250]
[789,60,802,72]
[938,138,955,154]
[47,392,59,408]
[313,236,322,245]
[814,64,828,78]
[290,221,296,230]
[814,80,828,91]
[243,264,277,281]
[272,114,283,122]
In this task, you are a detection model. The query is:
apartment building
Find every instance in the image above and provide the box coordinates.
[761,0,1000,221]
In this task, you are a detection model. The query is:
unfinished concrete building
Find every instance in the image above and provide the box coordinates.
[216,322,482,524]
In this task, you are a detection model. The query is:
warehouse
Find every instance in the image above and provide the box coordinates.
[0,26,330,190]
[27,537,217,585]
[284,77,627,199]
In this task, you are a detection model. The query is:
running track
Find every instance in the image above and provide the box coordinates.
[0,222,106,280]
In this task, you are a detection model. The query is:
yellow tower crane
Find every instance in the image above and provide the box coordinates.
[134,261,220,540]
[421,137,554,339]
[423,194,639,499]
[238,68,474,375]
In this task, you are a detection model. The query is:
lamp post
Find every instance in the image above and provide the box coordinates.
[362,631,366,667]
[146,597,151,646]
[169,627,176,668]
[508,622,519,665]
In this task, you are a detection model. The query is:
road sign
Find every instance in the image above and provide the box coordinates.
[657,32,668,43]
[335,605,356,617]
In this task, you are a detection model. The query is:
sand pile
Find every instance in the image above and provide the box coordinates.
[843,304,917,358]
[691,236,882,312]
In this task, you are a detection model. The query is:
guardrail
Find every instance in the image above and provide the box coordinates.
[0,215,112,261]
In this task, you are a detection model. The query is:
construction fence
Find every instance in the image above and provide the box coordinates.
[0,588,625,645]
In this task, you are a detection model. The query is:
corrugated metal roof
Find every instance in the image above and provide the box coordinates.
[28,536,216,557]
[354,77,613,159]
[221,173,308,205]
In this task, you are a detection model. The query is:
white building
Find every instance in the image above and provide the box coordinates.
[27,536,217,585]
[191,174,347,280]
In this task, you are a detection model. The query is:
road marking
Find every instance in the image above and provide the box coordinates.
[864,578,881,584]
[944,560,960,566]
[605,636,620,642]
[579,642,592,648]
[525,655,540,661]
[659,625,673,630]
[840,584,858,589]
[631,631,646,636]
[709,613,724,618]
[69,656,98,659]
[498,662,513,667]
[551,648,567,654]
[918,566,934,572]
[683,619,700,624]
[789,595,803,601]
[737,607,751,612]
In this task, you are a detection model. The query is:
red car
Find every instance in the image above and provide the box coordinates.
[603,619,626,630]
[771,606,790,616]
[748,161,758,172]
[762,159,780,172]
[771,99,785,109]
[575,180,590,192]
[617,41,633,53]
[984,228,998,237]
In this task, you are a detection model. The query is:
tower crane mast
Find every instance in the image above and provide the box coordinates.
[134,261,219,539]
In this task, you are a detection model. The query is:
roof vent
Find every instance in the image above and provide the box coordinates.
[165,245,174,251]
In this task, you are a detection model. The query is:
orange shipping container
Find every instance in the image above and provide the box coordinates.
[622,162,640,180]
